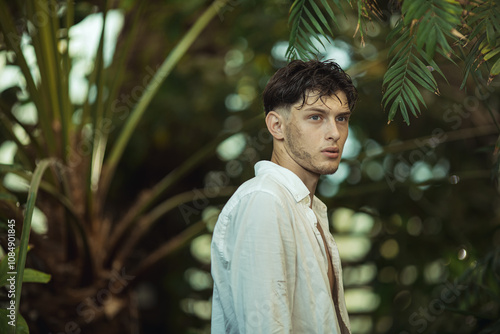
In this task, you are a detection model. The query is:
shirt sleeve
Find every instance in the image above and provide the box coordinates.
[224,191,296,334]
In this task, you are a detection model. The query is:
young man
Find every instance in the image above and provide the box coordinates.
[211,60,357,333]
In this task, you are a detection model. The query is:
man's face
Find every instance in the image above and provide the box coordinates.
[281,90,351,176]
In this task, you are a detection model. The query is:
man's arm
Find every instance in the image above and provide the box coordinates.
[222,191,296,333]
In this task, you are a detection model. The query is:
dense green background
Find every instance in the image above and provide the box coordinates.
[0,0,499,333]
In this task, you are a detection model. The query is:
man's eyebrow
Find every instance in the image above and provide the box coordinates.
[302,107,352,116]
[302,106,330,113]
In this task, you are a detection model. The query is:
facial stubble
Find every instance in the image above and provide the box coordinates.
[284,121,339,176]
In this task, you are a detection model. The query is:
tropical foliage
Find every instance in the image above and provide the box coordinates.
[287,0,500,125]
[0,0,233,332]
[0,0,498,333]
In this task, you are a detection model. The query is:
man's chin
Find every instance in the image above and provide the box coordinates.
[316,164,339,175]
[322,168,338,175]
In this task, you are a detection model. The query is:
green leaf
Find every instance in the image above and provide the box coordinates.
[405,78,427,108]
[413,3,430,22]
[469,20,486,40]
[389,29,412,58]
[484,47,500,61]
[388,96,400,122]
[0,266,50,287]
[426,57,447,82]
[487,23,497,47]
[0,245,33,288]
[301,18,326,49]
[289,0,306,24]
[304,7,327,37]
[439,0,462,15]
[297,28,321,54]
[0,253,11,288]
[403,0,423,25]
[309,0,334,36]
[426,27,437,60]
[0,309,29,334]
[22,269,51,284]
[436,27,453,55]
[434,6,461,26]
[490,57,500,76]
[319,0,339,27]
[383,86,403,109]
[411,55,438,85]
[12,159,55,331]
[389,42,412,66]
[389,48,412,68]
[408,66,436,92]
[401,0,412,15]
[0,193,18,202]
[383,65,406,86]
[384,72,406,98]
[387,19,404,41]
[399,97,411,124]
[402,86,420,117]
[416,19,433,49]
[416,48,447,82]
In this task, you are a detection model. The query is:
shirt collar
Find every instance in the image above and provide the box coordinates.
[255,161,326,212]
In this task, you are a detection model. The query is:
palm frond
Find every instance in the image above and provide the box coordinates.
[383,0,461,124]
[460,0,500,85]
[12,159,58,333]
[102,0,229,195]
[286,0,343,60]
[383,24,439,124]
[402,0,461,61]
[0,0,58,156]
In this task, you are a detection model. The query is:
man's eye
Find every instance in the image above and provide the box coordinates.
[337,116,349,122]
[310,115,321,121]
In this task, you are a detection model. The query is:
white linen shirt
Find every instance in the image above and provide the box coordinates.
[211,161,350,334]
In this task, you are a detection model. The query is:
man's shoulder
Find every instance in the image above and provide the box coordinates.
[238,174,286,199]
[222,173,289,211]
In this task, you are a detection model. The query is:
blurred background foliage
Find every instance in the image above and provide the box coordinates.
[0,0,499,333]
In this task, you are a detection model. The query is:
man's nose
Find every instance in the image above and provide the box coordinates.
[326,120,340,141]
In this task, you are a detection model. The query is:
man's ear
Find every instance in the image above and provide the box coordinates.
[265,111,285,140]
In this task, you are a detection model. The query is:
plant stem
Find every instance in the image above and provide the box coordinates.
[101,0,230,196]
[11,159,56,334]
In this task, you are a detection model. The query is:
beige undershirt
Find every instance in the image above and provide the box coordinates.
[316,222,349,334]
[316,222,334,293]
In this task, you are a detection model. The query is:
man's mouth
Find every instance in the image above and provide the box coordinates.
[321,147,340,159]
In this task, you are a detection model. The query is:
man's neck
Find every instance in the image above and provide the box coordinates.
[270,152,319,207]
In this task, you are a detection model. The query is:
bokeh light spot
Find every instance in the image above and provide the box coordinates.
[190,234,212,264]
[400,265,418,285]
[380,239,399,259]
[424,259,447,284]
[216,133,246,161]
[184,268,213,291]
[407,216,423,236]
[345,288,380,313]
[336,236,371,261]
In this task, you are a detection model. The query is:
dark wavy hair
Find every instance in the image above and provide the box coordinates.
[262,60,358,115]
